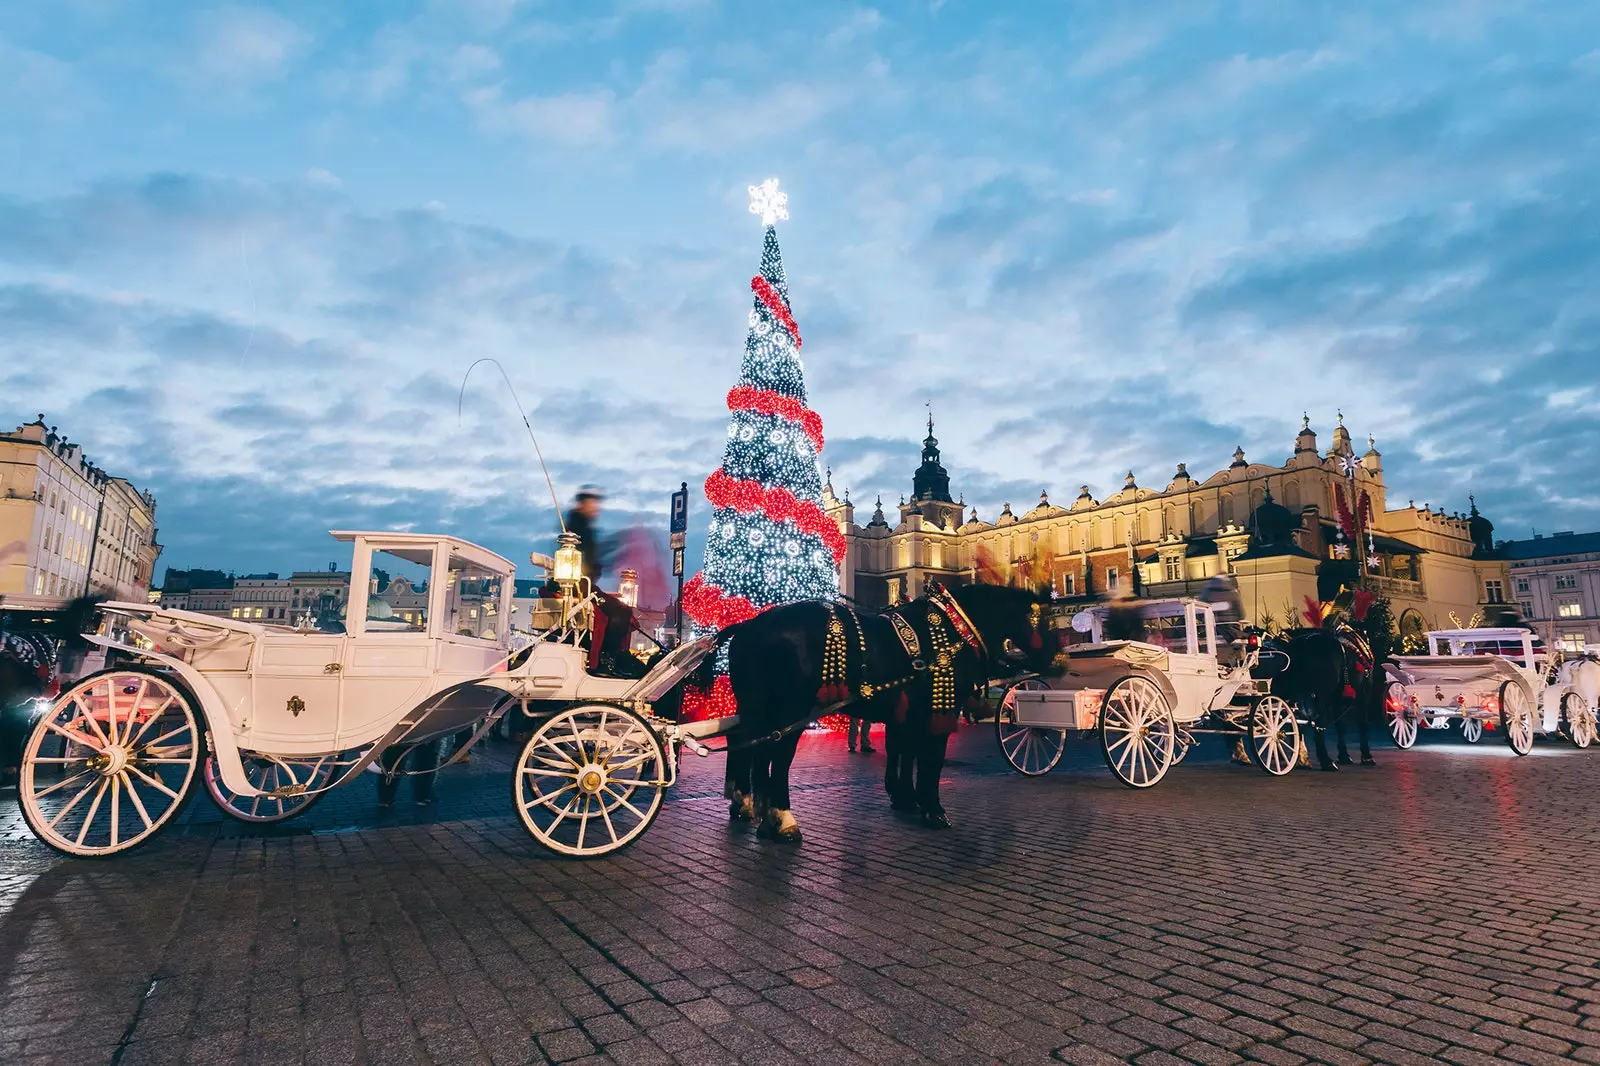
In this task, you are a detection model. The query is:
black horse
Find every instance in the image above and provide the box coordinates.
[713,583,1053,841]
[1256,625,1377,769]
[1,597,102,786]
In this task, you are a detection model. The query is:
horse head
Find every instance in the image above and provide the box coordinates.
[946,584,1058,678]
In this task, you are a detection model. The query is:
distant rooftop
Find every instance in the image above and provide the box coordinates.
[1498,530,1600,560]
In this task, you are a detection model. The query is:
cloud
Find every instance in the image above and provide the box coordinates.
[190,7,308,86]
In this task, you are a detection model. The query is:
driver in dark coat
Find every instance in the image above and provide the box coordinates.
[565,487,605,584]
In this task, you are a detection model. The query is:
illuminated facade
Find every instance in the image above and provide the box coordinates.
[828,414,1511,633]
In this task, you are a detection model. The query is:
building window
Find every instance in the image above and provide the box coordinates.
[1558,601,1582,619]
[1555,574,1578,590]
[1164,557,1182,582]
[232,608,241,618]
[1061,573,1075,596]
[1520,601,1534,619]
[1563,634,1587,652]
[1484,580,1505,604]
[1106,568,1120,593]
[1515,578,1531,594]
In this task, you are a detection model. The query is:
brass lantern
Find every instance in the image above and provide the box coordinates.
[553,531,583,590]
[617,569,639,608]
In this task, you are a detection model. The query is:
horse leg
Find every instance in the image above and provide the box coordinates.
[724,731,755,823]
[1312,694,1339,771]
[915,732,952,829]
[1359,681,1377,766]
[1335,705,1353,765]
[756,730,804,843]
[884,721,916,811]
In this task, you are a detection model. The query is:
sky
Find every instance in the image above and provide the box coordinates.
[3,0,1598,588]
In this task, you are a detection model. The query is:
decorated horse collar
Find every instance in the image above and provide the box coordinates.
[926,584,988,660]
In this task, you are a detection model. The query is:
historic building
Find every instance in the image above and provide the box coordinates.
[230,574,292,623]
[827,414,1511,633]
[0,416,161,608]
[1497,531,1600,654]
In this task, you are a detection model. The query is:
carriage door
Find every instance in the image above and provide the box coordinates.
[336,540,436,747]
[1165,603,1220,721]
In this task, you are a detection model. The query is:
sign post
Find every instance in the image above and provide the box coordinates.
[670,482,688,641]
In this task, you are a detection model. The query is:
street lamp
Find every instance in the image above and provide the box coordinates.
[617,569,639,608]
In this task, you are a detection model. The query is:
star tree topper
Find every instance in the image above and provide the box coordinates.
[748,177,789,226]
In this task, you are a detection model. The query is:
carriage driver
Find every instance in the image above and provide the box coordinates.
[560,487,644,678]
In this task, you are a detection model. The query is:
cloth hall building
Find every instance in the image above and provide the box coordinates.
[823,415,1511,638]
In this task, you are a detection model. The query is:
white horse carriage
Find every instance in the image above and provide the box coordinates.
[16,531,726,859]
[995,597,1302,788]
[1384,627,1600,755]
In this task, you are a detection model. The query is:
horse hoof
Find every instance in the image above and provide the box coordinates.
[757,809,802,843]
[1361,757,1378,767]
[921,811,952,830]
[1337,756,1353,766]
[889,794,916,812]
[1319,762,1339,772]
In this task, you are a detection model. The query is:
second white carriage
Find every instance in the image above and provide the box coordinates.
[995,597,1302,788]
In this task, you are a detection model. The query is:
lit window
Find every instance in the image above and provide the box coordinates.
[232,608,241,618]
[1558,601,1582,619]
[1563,634,1587,652]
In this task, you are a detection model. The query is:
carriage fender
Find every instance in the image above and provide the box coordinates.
[84,638,254,795]
[1113,668,1180,714]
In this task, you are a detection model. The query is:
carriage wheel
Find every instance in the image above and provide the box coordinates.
[1171,726,1196,765]
[513,703,666,857]
[1247,696,1300,776]
[1386,682,1418,749]
[994,679,1066,776]
[1500,683,1534,756]
[204,751,335,823]
[19,669,205,858]
[1460,718,1484,744]
[1099,676,1175,789]
[1563,694,1596,750]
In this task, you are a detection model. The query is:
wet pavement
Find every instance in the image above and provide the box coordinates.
[3,722,1600,1065]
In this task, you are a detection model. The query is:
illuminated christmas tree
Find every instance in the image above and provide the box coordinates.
[680,179,843,719]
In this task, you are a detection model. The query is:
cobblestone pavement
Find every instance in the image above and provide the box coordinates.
[4,723,1600,1066]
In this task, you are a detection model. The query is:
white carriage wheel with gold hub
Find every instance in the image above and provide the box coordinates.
[995,678,1065,776]
[205,751,335,823]
[1247,695,1300,776]
[1099,675,1175,789]
[1500,682,1534,756]
[1386,681,1418,749]
[1563,693,1595,750]
[19,669,205,858]
[513,702,666,857]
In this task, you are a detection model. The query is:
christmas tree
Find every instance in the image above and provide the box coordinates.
[680,179,843,719]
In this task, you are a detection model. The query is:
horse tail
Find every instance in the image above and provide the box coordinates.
[690,620,748,688]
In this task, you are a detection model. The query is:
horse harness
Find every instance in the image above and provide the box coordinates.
[1,628,58,683]
[818,585,988,718]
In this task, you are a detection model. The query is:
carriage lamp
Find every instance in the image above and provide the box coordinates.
[618,569,639,608]
[553,531,583,591]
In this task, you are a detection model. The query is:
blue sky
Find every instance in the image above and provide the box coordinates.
[3,0,1597,582]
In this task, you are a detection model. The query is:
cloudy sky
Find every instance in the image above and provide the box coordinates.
[3,0,1597,585]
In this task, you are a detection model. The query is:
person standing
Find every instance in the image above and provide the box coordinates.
[847,716,874,754]
[376,739,440,808]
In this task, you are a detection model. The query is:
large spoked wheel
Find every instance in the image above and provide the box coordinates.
[1501,683,1534,756]
[995,679,1066,776]
[1563,694,1595,750]
[1460,718,1484,744]
[1386,682,1418,749]
[1247,695,1300,776]
[1099,675,1175,789]
[19,669,206,858]
[204,751,335,823]
[514,703,667,857]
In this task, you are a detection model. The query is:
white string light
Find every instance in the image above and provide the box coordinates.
[748,178,789,227]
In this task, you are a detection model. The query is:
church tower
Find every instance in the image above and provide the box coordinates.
[901,410,966,530]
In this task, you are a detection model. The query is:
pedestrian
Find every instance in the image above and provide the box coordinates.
[847,715,875,754]
[376,738,441,809]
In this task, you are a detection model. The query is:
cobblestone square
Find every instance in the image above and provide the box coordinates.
[4,725,1600,1065]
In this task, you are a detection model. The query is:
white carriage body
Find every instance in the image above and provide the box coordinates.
[84,531,720,798]
[1011,598,1251,730]
[1384,627,1592,735]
